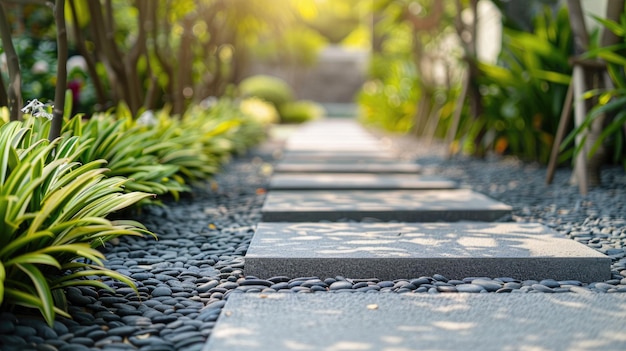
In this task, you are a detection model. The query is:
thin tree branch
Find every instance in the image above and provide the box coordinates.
[50,0,67,141]
[0,73,8,107]
[0,1,23,120]
[68,0,107,108]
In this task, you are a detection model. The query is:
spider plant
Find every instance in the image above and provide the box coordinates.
[0,119,153,326]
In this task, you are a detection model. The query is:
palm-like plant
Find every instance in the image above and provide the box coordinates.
[475,6,572,162]
[0,118,153,326]
[561,13,626,168]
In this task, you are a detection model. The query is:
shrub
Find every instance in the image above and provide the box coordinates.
[184,98,266,156]
[0,118,153,326]
[240,97,280,125]
[239,75,295,108]
[357,55,421,132]
[278,100,325,124]
[474,6,572,162]
[63,113,188,199]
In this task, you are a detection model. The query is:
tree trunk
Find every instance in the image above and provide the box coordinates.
[453,0,484,157]
[87,0,135,113]
[0,2,22,121]
[50,0,67,141]
[584,0,625,185]
[172,15,194,116]
[0,72,8,108]
[69,0,108,110]
[566,0,624,188]
[566,0,591,193]
[149,2,174,107]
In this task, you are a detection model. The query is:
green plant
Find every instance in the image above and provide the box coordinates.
[183,98,266,157]
[278,100,324,123]
[471,5,572,162]
[239,75,295,109]
[63,111,188,198]
[560,13,626,169]
[0,118,153,326]
[358,54,421,132]
[240,97,280,125]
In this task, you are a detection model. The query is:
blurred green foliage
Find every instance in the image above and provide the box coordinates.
[239,75,295,109]
[472,6,572,162]
[279,100,325,124]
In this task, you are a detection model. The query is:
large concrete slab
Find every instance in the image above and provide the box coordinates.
[269,174,456,190]
[203,293,626,351]
[285,139,386,152]
[245,222,610,281]
[281,150,398,161]
[273,162,422,174]
[261,189,512,222]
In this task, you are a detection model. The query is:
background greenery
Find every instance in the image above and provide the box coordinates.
[1,0,626,325]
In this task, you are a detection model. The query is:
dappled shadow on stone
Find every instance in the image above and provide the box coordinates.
[203,293,626,351]
[261,189,512,222]
[245,222,610,281]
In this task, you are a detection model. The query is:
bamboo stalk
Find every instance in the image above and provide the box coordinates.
[572,65,589,195]
[445,70,469,159]
[546,81,574,184]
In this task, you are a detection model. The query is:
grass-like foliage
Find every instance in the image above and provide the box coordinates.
[63,113,188,199]
[0,118,154,326]
[183,98,267,158]
[0,97,266,325]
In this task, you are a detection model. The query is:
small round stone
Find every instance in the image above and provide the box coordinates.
[471,279,502,292]
[152,286,173,297]
[456,284,485,293]
[433,274,448,282]
[437,285,457,293]
[539,279,560,288]
[531,284,554,293]
[329,281,353,290]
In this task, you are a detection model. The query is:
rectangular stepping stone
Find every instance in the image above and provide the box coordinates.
[285,143,385,152]
[261,189,512,222]
[245,222,610,281]
[281,150,398,161]
[273,161,422,174]
[269,174,455,190]
[285,144,386,153]
[203,293,626,351]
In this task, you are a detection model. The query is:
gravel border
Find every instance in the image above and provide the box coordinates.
[1,131,625,351]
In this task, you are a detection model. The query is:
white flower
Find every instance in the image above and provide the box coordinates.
[21,99,45,113]
[136,110,156,126]
[67,55,87,73]
[200,96,218,109]
[21,99,54,120]
[31,60,49,74]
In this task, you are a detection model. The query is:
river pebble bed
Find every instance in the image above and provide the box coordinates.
[1,135,625,351]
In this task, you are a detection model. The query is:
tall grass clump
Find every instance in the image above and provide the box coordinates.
[0,117,154,326]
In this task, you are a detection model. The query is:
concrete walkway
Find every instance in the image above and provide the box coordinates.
[203,118,620,351]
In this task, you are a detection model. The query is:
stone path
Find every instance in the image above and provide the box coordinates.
[203,118,621,351]
[268,173,457,190]
[245,222,609,281]
[205,293,626,351]
[261,189,512,222]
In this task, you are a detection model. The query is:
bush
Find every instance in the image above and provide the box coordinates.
[240,97,280,125]
[0,95,267,325]
[357,55,421,132]
[184,98,267,156]
[278,100,325,124]
[0,118,153,326]
[63,112,188,199]
[239,75,295,108]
